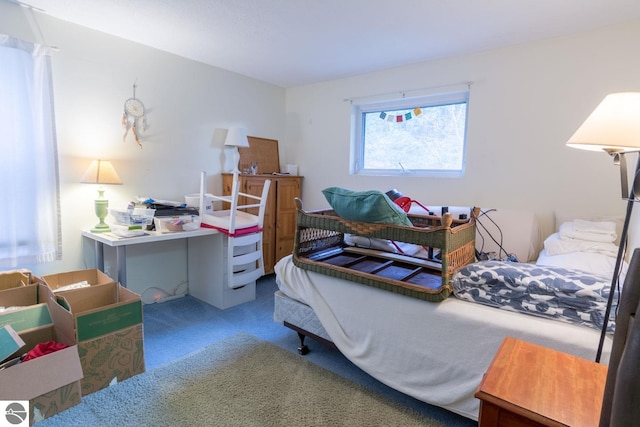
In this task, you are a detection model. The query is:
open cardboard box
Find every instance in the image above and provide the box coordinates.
[0,324,24,365]
[42,268,116,294]
[0,269,43,291]
[55,282,145,395]
[0,285,55,360]
[0,284,83,425]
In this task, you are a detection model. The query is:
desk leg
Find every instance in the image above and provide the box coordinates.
[94,240,104,271]
[93,240,127,287]
[116,246,127,287]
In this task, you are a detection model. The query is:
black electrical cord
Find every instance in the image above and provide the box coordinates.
[475,208,518,261]
[474,211,491,257]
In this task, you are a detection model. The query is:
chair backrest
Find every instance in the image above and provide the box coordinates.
[232,176,271,233]
[199,171,271,235]
[224,171,242,233]
[600,247,640,426]
[248,179,271,229]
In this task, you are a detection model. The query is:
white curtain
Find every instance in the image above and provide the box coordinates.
[0,35,61,268]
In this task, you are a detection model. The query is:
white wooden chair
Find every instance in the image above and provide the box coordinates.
[199,171,271,289]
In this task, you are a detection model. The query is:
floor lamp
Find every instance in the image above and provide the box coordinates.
[566,92,640,363]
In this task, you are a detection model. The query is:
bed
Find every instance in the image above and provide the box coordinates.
[273,194,619,420]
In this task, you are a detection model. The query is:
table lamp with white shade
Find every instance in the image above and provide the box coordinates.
[223,127,249,174]
[81,159,122,233]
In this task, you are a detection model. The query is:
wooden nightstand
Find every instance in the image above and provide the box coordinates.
[475,337,607,427]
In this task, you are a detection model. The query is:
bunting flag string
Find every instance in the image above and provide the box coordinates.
[379,107,422,123]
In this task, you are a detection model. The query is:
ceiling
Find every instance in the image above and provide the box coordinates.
[15,0,640,88]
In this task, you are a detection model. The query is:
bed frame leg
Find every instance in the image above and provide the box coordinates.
[296,332,310,355]
[284,321,336,354]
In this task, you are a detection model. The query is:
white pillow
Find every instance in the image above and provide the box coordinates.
[536,248,626,282]
[558,222,617,244]
[554,211,624,245]
[543,232,618,257]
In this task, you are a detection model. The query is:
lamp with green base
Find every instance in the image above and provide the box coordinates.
[81,159,122,233]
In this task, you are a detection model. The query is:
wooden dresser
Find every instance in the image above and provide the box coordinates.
[222,173,302,274]
[475,337,607,427]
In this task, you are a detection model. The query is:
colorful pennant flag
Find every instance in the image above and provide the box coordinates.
[379,107,423,123]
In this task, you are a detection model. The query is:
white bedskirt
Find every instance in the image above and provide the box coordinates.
[274,254,612,420]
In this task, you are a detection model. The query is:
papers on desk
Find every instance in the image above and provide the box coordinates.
[136,196,185,207]
[108,222,150,238]
[104,230,148,239]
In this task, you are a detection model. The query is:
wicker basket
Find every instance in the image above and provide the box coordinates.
[292,199,478,302]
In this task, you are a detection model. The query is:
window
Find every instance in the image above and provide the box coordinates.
[351,90,469,177]
[0,35,61,268]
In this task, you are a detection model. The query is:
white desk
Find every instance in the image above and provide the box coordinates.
[83,228,219,287]
[82,228,256,309]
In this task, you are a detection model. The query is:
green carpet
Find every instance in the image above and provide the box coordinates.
[36,333,444,426]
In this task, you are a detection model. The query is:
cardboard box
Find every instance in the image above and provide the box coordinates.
[78,323,144,395]
[0,330,83,425]
[0,286,83,425]
[42,268,116,293]
[55,282,145,395]
[0,324,25,364]
[0,269,41,291]
[0,285,55,361]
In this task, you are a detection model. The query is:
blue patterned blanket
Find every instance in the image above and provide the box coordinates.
[452,261,616,332]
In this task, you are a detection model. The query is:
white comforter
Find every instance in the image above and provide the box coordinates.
[274,254,612,420]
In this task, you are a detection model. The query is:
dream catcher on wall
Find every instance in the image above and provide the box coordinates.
[122,83,147,148]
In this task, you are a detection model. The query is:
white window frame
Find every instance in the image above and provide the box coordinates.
[350,90,469,177]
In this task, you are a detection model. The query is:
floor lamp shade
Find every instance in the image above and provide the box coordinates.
[566,92,640,365]
[567,92,640,153]
[81,160,122,233]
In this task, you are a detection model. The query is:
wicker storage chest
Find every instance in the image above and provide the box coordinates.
[292,199,478,302]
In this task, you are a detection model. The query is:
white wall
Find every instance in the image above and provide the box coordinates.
[284,19,640,247]
[1,1,285,296]
[4,0,640,290]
